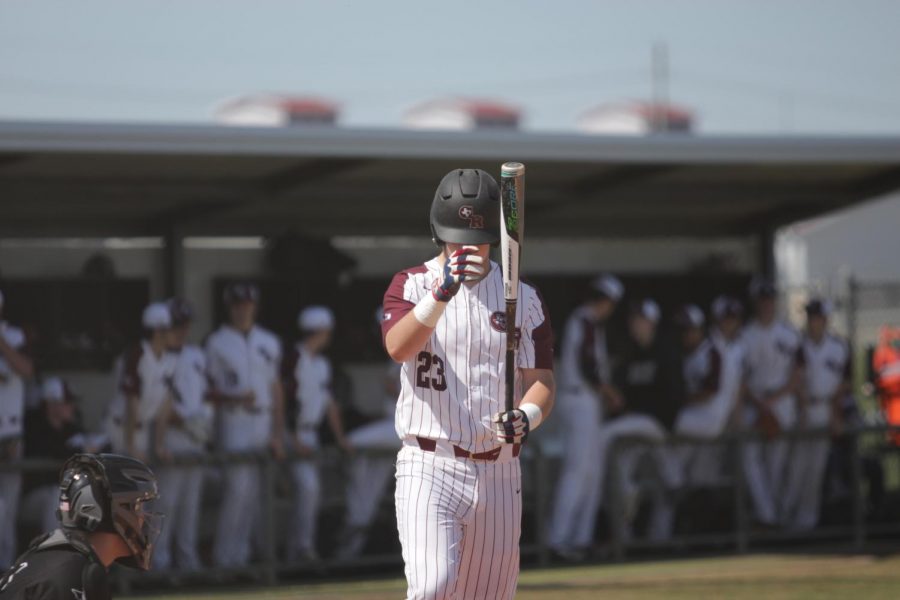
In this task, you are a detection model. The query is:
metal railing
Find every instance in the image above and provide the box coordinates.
[604,424,900,561]
[1,446,553,592]
[2,425,898,592]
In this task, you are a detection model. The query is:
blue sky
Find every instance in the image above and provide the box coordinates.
[1,0,898,133]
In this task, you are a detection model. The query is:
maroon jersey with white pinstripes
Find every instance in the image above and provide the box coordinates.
[382,258,553,454]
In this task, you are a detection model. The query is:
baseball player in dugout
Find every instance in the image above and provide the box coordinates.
[741,279,804,528]
[547,274,623,561]
[382,169,555,600]
[597,299,684,542]
[669,304,742,488]
[0,453,161,600]
[0,289,35,571]
[152,298,212,571]
[282,305,351,562]
[104,303,176,463]
[206,283,285,568]
[781,298,851,530]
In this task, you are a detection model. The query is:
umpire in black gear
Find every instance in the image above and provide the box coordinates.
[0,454,161,600]
[430,169,501,246]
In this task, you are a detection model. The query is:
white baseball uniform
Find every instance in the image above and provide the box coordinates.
[547,306,609,553]
[782,333,849,529]
[383,258,553,600]
[741,318,802,525]
[709,327,746,421]
[105,340,176,457]
[338,361,402,560]
[153,344,211,571]
[206,324,281,567]
[671,334,744,487]
[283,343,332,559]
[0,322,26,569]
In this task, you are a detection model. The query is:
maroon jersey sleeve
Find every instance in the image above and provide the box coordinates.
[381,268,422,341]
[281,346,300,405]
[577,318,600,385]
[702,346,723,393]
[795,344,807,367]
[120,344,144,396]
[532,288,555,370]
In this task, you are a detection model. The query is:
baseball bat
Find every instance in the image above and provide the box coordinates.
[500,162,525,413]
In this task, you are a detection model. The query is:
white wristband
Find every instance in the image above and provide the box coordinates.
[412,293,448,328]
[520,402,543,430]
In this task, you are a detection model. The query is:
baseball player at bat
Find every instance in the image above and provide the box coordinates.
[382,168,554,600]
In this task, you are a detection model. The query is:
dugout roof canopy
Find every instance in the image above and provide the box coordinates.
[1,120,900,238]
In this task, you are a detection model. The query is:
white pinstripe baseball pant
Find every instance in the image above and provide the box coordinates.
[395,443,522,600]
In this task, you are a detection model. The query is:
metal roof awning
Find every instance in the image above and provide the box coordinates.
[1,120,899,238]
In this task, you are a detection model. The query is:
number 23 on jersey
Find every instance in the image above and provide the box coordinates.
[415,351,447,391]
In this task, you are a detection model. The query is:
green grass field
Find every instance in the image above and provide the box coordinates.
[140,553,900,599]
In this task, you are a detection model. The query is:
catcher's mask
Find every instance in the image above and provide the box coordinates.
[58,453,162,570]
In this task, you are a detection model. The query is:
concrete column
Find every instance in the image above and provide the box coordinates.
[757,227,776,278]
[163,225,186,298]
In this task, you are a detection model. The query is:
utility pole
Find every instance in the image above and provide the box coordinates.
[651,41,670,132]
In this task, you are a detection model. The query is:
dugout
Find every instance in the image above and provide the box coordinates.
[0,121,899,422]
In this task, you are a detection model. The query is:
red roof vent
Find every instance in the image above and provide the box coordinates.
[578,101,694,135]
[215,94,339,126]
[404,97,521,130]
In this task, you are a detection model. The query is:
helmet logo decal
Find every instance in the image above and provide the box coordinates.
[458,205,484,229]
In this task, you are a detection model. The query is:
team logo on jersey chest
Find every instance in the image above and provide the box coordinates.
[490,311,521,340]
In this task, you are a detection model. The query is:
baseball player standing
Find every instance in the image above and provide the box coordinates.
[0,290,34,570]
[152,299,212,571]
[781,299,850,529]
[206,283,285,568]
[104,302,176,462]
[282,305,351,562]
[709,295,747,429]
[546,274,623,560]
[741,280,804,527]
[382,169,554,600]
[670,304,739,487]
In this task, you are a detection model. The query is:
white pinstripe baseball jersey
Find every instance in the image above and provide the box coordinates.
[105,340,177,455]
[164,344,212,454]
[683,338,722,398]
[283,345,332,429]
[206,324,281,450]
[108,340,176,426]
[800,333,850,402]
[743,319,802,398]
[0,322,26,441]
[557,306,610,395]
[382,258,553,453]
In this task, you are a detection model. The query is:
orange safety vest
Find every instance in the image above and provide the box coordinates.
[873,326,900,444]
